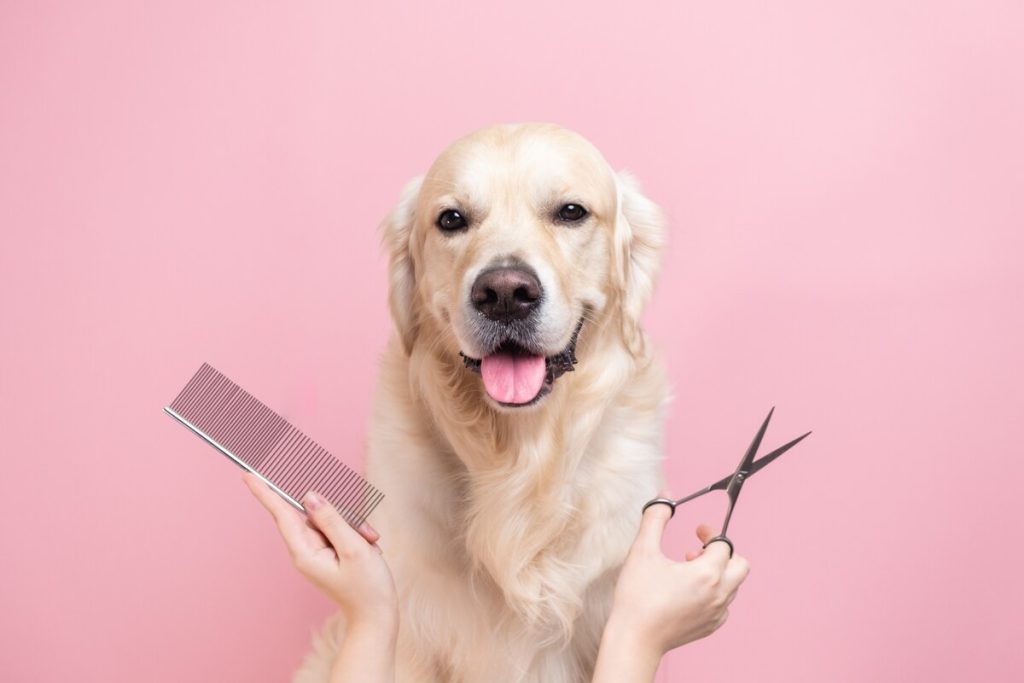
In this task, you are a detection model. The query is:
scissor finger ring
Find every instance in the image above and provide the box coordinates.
[642,497,677,518]
[702,534,735,558]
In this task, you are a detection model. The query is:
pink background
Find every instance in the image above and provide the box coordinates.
[1,1,1021,681]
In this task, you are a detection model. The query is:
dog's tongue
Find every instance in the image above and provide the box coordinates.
[480,352,546,404]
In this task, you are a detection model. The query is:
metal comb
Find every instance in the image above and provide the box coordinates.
[164,362,383,528]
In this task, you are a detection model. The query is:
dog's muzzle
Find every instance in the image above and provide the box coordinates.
[459,318,584,406]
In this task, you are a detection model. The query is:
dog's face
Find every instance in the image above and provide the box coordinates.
[383,123,665,411]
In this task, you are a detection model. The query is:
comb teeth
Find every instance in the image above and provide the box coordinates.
[165,363,383,528]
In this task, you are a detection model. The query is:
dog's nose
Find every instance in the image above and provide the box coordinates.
[471,267,542,322]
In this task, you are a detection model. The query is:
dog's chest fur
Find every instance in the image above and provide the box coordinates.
[294,339,667,683]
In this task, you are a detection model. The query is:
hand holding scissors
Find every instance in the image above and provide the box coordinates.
[595,410,811,682]
[643,407,812,557]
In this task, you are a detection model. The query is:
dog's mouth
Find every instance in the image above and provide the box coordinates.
[459,319,584,407]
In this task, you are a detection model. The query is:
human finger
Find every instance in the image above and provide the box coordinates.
[635,493,674,554]
[301,517,332,548]
[357,522,381,545]
[684,524,715,561]
[243,472,326,555]
[696,523,716,544]
[698,539,733,571]
[693,524,732,571]
[302,490,368,557]
[309,517,378,547]
[721,554,751,593]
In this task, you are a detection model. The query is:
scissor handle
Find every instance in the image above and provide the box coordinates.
[702,534,735,558]
[642,497,677,518]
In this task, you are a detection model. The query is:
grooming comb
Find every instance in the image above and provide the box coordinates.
[164,362,383,528]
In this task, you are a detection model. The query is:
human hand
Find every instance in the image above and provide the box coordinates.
[605,497,751,659]
[242,472,398,631]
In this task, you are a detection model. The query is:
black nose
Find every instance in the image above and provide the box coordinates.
[471,267,543,322]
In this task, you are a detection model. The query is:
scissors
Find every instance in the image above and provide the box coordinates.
[643,407,811,558]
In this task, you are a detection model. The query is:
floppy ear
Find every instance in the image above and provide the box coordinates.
[380,175,425,355]
[612,170,666,357]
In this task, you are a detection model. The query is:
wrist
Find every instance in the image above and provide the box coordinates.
[329,616,398,683]
[593,614,662,683]
[343,607,400,643]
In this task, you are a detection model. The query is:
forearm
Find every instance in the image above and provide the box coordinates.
[328,617,398,683]
[591,615,662,683]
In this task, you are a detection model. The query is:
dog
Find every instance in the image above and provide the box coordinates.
[294,122,669,682]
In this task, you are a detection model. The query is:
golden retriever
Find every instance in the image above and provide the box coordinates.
[294,122,669,682]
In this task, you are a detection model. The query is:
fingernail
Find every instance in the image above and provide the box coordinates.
[303,491,323,510]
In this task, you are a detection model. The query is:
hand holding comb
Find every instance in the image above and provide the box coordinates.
[164,363,383,528]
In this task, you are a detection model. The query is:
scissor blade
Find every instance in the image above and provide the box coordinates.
[727,407,774,494]
[699,430,812,495]
[748,430,812,477]
[716,408,773,535]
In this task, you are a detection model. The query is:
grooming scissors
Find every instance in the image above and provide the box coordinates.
[643,408,811,557]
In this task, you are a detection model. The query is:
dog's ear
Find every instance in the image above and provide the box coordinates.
[612,170,666,357]
[380,174,425,355]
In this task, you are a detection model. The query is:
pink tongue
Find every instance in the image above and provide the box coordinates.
[480,352,547,404]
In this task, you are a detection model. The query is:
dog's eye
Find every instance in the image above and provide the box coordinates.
[557,204,588,222]
[437,209,467,232]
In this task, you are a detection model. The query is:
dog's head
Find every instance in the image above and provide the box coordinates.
[382,123,665,411]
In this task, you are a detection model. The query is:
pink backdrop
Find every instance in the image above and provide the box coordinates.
[2,1,1021,681]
